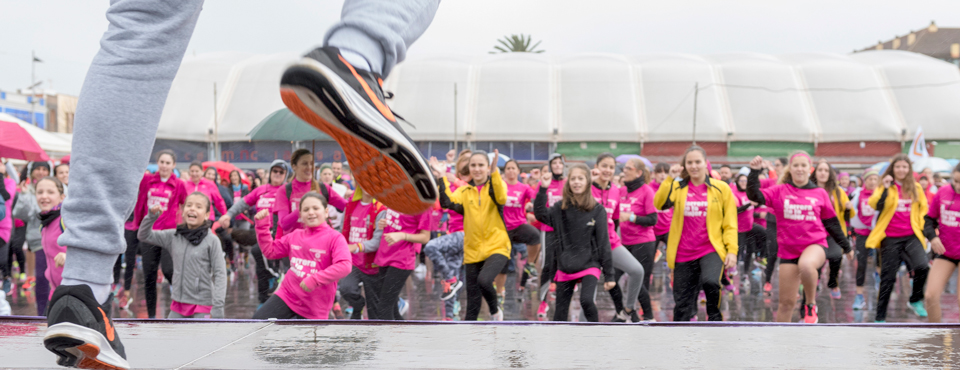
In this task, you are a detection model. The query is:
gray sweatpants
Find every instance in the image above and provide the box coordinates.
[59,0,440,285]
[612,246,645,311]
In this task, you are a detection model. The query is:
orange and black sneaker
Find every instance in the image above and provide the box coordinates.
[280,46,437,215]
[44,284,129,369]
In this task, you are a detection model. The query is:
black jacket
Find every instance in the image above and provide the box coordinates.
[534,187,614,283]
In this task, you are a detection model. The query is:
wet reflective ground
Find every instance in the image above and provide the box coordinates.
[6,251,958,323]
[2,319,960,369]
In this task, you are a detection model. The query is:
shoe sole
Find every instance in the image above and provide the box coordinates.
[44,323,130,370]
[280,59,435,215]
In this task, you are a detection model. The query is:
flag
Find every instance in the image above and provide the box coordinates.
[33,56,42,63]
[908,126,928,162]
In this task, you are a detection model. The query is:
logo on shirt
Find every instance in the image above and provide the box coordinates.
[860,199,876,217]
[896,198,912,213]
[586,219,595,227]
[384,210,402,231]
[940,202,959,228]
[684,201,707,217]
[310,248,326,259]
[256,196,276,210]
[292,244,302,251]
[348,225,368,244]
[784,199,817,222]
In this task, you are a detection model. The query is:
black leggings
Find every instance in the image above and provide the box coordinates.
[673,252,724,321]
[553,275,599,322]
[825,237,843,289]
[370,266,411,320]
[854,234,869,287]
[739,224,767,275]
[764,219,778,284]
[0,238,7,279]
[121,229,139,290]
[252,294,305,319]
[876,235,929,321]
[464,254,509,320]
[140,242,174,318]
[340,267,366,320]
[250,244,278,304]
[5,225,26,279]
[625,242,657,319]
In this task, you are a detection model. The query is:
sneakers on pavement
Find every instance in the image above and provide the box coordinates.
[44,284,129,369]
[803,304,818,324]
[440,277,463,301]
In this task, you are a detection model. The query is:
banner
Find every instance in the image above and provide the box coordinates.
[908,126,928,163]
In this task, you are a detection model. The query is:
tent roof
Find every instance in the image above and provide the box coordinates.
[0,113,72,154]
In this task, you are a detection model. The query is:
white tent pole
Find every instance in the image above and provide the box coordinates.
[213,82,220,160]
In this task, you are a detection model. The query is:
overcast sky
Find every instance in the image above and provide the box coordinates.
[1,0,957,96]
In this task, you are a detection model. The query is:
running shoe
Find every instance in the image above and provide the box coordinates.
[491,307,504,321]
[523,263,538,278]
[44,284,129,370]
[0,295,10,316]
[440,277,463,301]
[630,310,642,323]
[453,301,461,317]
[332,302,344,320]
[803,304,818,324]
[611,310,628,323]
[763,282,772,294]
[2,278,10,295]
[852,294,865,310]
[443,316,454,321]
[830,288,841,300]
[874,320,886,323]
[398,297,409,318]
[654,249,663,262]
[908,301,928,317]
[413,264,427,280]
[536,301,549,321]
[280,46,437,214]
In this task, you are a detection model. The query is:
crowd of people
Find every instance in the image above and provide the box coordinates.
[3,147,958,325]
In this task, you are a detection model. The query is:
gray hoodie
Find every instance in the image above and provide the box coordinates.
[138,212,227,318]
[11,188,42,252]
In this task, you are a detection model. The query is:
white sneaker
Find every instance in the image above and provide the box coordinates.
[492,308,504,321]
[398,297,409,318]
[413,264,427,280]
[0,296,11,315]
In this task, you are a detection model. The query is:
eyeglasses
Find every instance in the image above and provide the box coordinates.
[271,168,285,174]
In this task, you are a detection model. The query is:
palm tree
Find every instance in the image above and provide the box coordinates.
[490,34,544,54]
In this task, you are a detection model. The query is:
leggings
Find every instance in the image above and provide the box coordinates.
[0,238,7,279]
[358,270,380,320]
[140,242,174,318]
[553,275,599,322]
[625,242,657,319]
[607,246,645,313]
[673,252,724,322]
[825,237,843,289]
[252,294,305,320]
[339,267,366,320]
[854,233,869,287]
[422,231,464,280]
[5,225,26,279]
[464,254,509,320]
[121,229,139,290]
[370,266,411,320]
[250,244,279,304]
[739,224,767,275]
[764,218,778,284]
[875,235,929,322]
[34,248,49,315]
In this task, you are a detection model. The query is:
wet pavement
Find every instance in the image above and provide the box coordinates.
[5,250,958,323]
[2,318,960,369]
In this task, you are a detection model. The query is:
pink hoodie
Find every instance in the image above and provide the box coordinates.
[41,212,66,295]
[592,182,622,250]
[0,177,16,243]
[133,172,188,230]
[183,178,228,221]
[255,218,352,319]
[272,178,348,236]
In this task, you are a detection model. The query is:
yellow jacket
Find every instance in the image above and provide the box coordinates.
[654,176,739,269]
[866,184,927,249]
[828,187,854,235]
[439,170,512,264]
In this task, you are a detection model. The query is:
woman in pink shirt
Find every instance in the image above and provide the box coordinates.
[183,162,228,222]
[746,152,851,324]
[650,163,675,252]
[537,153,566,320]
[732,173,766,290]
[252,192,352,320]
[924,163,960,322]
[37,177,67,300]
[131,151,189,318]
[868,154,929,322]
[619,157,658,321]
[850,169,879,310]
[593,153,645,323]
[272,149,347,238]
[501,160,540,291]
[369,207,431,320]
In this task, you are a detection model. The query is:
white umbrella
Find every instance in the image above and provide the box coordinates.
[912,157,953,173]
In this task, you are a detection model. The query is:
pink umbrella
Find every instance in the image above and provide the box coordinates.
[0,120,49,161]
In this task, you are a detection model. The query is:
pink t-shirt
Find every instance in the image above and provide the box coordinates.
[374,210,431,270]
[504,182,536,230]
[649,182,673,236]
[928,185,960,259]
[183,178,227,221]
[554,267,601,282]
[592,183,622,250]
[170,301,212,317]
[347,202,379,275]
[760,184,836,259]
[619,184,656,245]
[676,183,713,263]
[540,180,565,232]
[255,221,352,319]
[243,184,280,213]
[133,173,187,231]
[753,205,769,229]
[446,181,465,233]
[886,184,915,238]
[731,187,754,233]
[854,189,877,236]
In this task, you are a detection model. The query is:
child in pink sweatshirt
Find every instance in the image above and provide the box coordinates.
[252,191,352,320]
[36,177,68,300]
